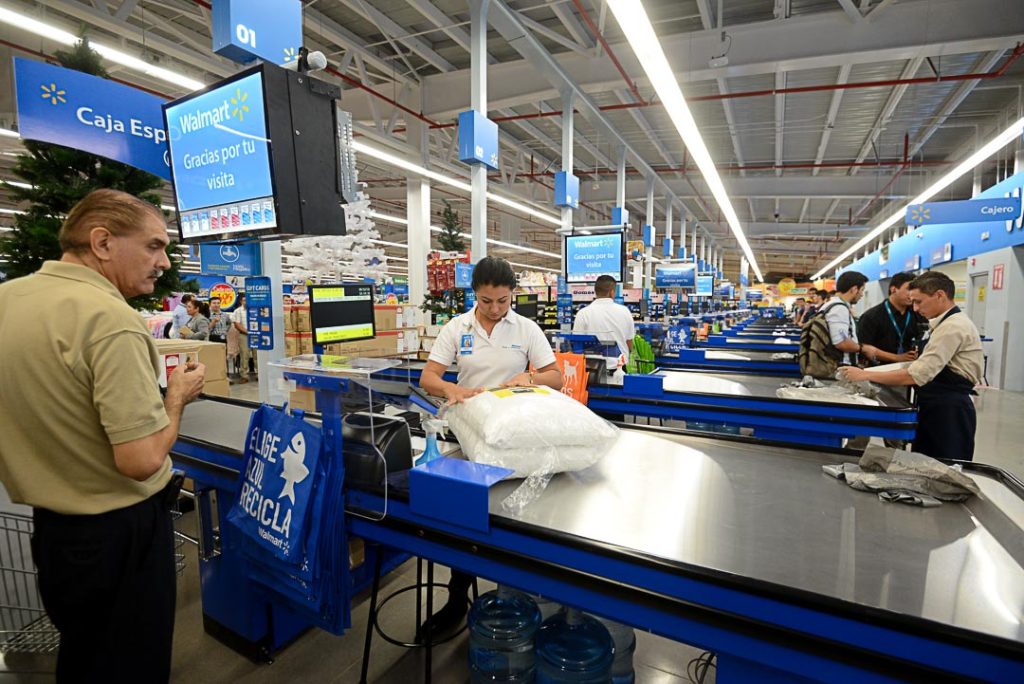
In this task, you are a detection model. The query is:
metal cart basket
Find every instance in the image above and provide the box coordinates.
[0,512,58,655]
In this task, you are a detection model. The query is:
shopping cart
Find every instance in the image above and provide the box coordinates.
[0,512,58,655]
[0,507,190,659]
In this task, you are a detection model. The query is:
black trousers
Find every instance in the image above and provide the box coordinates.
[31,486,178,683]
[913,392,977,462]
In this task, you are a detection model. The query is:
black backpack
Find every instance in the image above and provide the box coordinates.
[798,301,850,378]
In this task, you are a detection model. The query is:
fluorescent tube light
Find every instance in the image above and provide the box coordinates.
[0,7,204,91]
[352,140,561,226]
[0,128,20,139]
[811,115,1024,279]
[606,0,763,283]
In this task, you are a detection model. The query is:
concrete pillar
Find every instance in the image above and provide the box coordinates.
[469,0,490,262]
[407,179,430,308]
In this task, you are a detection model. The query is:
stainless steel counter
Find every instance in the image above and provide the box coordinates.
[175,398,1024,648]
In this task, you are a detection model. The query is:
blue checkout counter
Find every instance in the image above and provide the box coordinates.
[587,369,916,448]
[656,348,800,376]
[171,378,1024,683]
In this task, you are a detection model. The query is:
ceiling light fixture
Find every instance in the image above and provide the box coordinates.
[0,7,205,91]
[353,140,562,227]
[606,0,763,283]
[811,115,1024,279]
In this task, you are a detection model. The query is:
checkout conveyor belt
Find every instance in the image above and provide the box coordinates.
[172,396,1024,682]
[656,348,800,375]
[587,368,916,447]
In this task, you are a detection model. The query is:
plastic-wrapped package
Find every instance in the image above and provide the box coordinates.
[775,385,881,406]
[446,386,619,513]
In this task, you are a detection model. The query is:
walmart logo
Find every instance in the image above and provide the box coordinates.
[40,82,66,105]
[283,47,298,63]
[910,206,931,223]
[230,88,249,122]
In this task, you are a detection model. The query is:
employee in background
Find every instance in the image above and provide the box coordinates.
[840,271,982,461]
[208,295,231,345]
[420,256,562,637]
[179,297,210,340]
[231,292,252,381]
[856,271,925,364]
[572,274,635,362]
[792,297,808,325]
[0,189,206,681]
[169,293,194,338]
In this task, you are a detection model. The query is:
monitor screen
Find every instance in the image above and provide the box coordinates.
[696,275,715,297]
[514,293,538,321]
[655,264,696,288]
[309,284,376,346]
[165,70,277,242]
[564,232,624,284]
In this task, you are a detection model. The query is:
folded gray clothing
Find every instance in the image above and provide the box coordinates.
[823,446,980,506]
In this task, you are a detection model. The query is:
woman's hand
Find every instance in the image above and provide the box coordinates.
[444,384,484,405]
[500,372,534,388]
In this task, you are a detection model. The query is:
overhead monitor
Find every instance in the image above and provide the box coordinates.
[164,61,347,243]
[309,284,376,346]
[514,293,538,321]
[696,275,715,297]
[564,231,624,284]
[655,263,696,288]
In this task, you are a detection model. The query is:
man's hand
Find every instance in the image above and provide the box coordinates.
[444,384,484,405]
[167,361,207,404]
[897,350,919,362]
[860,343,879,362]
[500,372,533,388]
[838,366,870,383]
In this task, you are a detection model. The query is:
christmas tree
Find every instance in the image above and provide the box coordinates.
[438,199,466,252]
[286,189,388,282]
[0,38,193,309]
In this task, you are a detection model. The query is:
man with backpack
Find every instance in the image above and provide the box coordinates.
[799,271,879,378]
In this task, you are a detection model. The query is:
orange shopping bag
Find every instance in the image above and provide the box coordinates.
[554,352,589,405]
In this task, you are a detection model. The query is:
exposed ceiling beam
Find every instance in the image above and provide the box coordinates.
[835,0,864,22]
[339,0,454,73]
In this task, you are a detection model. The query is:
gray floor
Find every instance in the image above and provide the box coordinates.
[3,382,1023,683]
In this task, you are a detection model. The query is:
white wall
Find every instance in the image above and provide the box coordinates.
[966,246,1024,391]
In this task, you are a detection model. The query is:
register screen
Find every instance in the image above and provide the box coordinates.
[309,284,376,345]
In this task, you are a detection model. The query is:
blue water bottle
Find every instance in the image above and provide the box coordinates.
[468,586,541,683]
[536,608,613,683]
[419,418,445,465]
[590,616,635,684]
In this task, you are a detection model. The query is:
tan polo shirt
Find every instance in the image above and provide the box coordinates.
[0,261,171,514]
[907,309,984,387]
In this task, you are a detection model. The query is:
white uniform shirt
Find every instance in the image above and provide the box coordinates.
[823,300,857,365]
[428,307,556,388]
[572,297,636,357]
[231,305,247,334]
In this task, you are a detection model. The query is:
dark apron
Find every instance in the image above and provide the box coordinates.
[911,307,977,461]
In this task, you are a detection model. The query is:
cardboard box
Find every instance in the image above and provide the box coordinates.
[349,538,365,570]
[294,305,311,332]
[154,339,228,384]
[374,305,415,331]
[285,333,300,358]
[202,378,231,398]
[289,388,317,412]
[283,305,295,332]
[298,332,313,356]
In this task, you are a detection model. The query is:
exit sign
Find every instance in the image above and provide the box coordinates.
[212,0,302,66]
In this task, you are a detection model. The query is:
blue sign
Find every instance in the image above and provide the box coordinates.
[739,273,750,287]
[662,238,674,258]
[557,276,568,295]
[199,241,262,276]
[746,290,763,301]
[165,71,277,240]
[554,171,580,209]
[458,110,499,170]
[14,59,170,180]
[245,276,274,350]
[564,232,624,283]
[655,264,696,288]
[557,293,573,326]
[906,197,1021,226]
[455,262,474,289]
[930,242,953,265]
[696,275,715,297]
[212,0,302,66]
[611,206,629,226]
[464,289,477,312]
[642,224,654,248]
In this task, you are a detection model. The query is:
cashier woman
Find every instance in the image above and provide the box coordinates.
[418,256,562,638]
[421,255,563,402]
[839,271,983,461]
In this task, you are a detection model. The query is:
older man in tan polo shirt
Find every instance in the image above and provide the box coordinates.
[0,189,206,681]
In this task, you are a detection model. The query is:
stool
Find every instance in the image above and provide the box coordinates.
[359,546,478,684]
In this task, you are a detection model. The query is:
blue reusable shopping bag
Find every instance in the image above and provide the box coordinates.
[227,404,322,564]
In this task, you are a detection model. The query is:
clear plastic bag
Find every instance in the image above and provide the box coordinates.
[445,386,619,513]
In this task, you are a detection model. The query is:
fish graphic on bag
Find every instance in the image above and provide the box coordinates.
[279,432,310,505]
